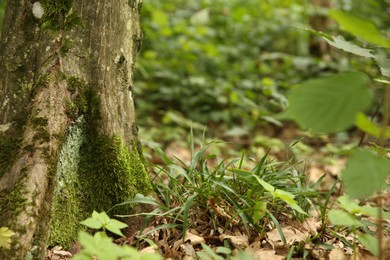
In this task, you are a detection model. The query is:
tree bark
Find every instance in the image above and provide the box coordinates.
[0,1,150,259]
[309,0,334,58]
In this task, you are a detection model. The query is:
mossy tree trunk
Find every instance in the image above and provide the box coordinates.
[0,1,151,259]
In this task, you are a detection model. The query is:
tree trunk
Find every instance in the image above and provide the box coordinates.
[309,0,334,58]
[0,1,151,259]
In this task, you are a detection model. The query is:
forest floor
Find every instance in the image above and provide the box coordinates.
[46,124,390,260]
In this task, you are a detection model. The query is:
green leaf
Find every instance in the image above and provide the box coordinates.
[355,113,390,139]
[253,176,307,215]
[337,195,361,214]
[0,227,15,249]
[77,231,131,259]
[359,206,390,220]
[80,217,102,230]
[282,72,372,133]
[95,211,110,225]
[329,10,390,48]
[299,27,375,58]
[105,219,128,237]
[328,210,365,227]
[341,149,390,199]
[216,246,232,255]
[357,233,379,256]
[253,201,267,223]
[326,36,375,58]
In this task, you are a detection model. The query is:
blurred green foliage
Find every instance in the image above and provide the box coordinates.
[134,0,317,131]
[134,0,386,135]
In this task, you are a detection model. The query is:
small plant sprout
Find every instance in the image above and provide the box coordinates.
[32,2,44,19]
[80,211,128,237]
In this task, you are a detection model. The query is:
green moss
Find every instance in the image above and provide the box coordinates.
[0,135,20,178]
[48,116,152,248]
[60,38,73,55]
[40,0,76,30]
[0,167,28,228]
[65,76,94,119]
[79,134,152,215]
[31,117,48,127]
[32,127,51,143]
[48,117,85,248]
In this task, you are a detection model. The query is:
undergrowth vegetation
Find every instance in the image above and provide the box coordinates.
[0,0,389,259]
[118,136,319,239]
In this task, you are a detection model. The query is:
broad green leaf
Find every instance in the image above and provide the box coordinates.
[326,36,375,58]
[355,113,390,139]
[282,72,372,133]
[253,201,267,223]
[0,227,15,249]
[328,210,364,227]
[329,10,390,48]
[77,231,131,259]
[105,219,128,237]
[95,211,110,225]
[357,233,379,256]
[341,149,390,199]
[359,206,390,220]
[337,195,360,214]
[299,27,375,58]
[337,195,390,219]
[80,217,102,230]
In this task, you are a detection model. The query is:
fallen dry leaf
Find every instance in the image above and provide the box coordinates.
[252,249,284,260]
[328,248,347,260]
[302,217,321,236]
[184,231,205,245]
[180,243,196,257]
[219,234,249,249]
[267,226,307,248]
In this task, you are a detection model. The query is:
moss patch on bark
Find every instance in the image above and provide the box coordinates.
[48,117,152,248]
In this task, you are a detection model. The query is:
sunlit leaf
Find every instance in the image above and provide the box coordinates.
[355,112,390,139]
[328,210,365,227]
[253,176,307,215]
[105,219,128,237]
[341,149,390,199]
[298,27,375,58]
[326,36,375,58]
[253,201,267,223]
[80,217,102,230]
[282,72,372,133]
[0,227,15,249]
[329,10,390,48]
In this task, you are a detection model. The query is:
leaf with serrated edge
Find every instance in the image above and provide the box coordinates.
[282,72,372,134]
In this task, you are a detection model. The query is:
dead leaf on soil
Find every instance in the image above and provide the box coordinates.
[140,246,159,255]
[266,226,307,248]
[180,243,197,257]
[251,249,284,260]
[219,234,249,249]
[184,231,205,245]
[302,217,321,236]
[328,248,347,260]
